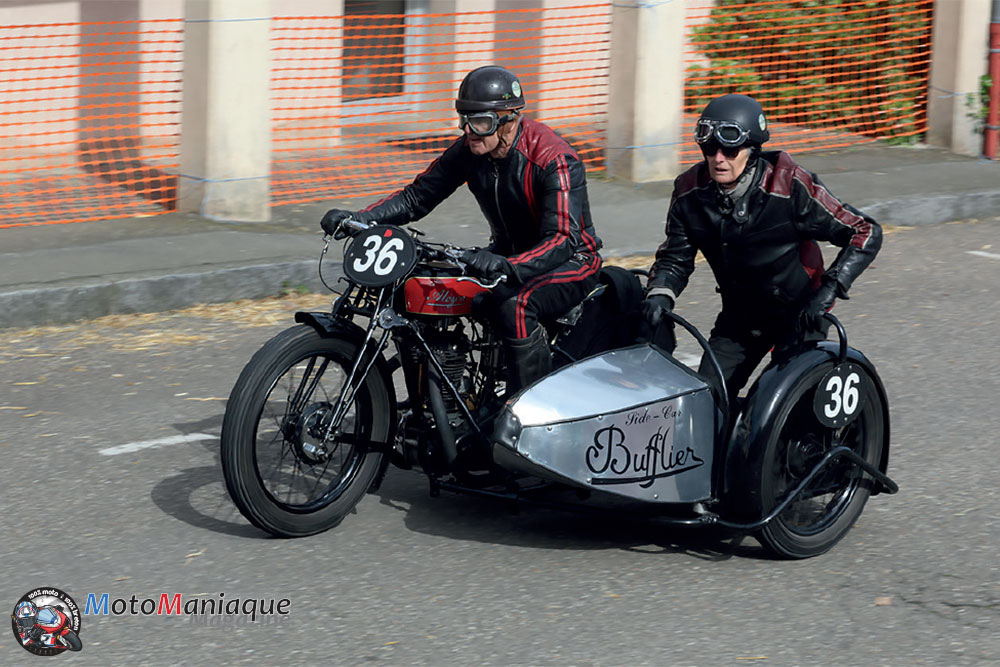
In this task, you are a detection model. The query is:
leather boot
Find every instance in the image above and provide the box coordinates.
[504,326,552,394]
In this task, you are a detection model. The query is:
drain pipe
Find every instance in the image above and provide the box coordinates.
[986,0,1000,158]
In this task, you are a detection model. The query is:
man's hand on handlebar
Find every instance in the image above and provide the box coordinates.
[461,249,517,283]
[320,209,359,239]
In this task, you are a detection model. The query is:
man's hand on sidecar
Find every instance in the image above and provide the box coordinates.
[642,292,675,328]
[799,279,839,332]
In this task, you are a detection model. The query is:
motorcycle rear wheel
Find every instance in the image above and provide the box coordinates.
[754,364,884,559]
[221,326,391,537]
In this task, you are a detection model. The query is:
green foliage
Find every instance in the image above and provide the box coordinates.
[965,74,993,135]
[280,281,310,297]
[685,0,933,141]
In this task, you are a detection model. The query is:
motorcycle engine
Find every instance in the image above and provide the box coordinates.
[424,328,471,413]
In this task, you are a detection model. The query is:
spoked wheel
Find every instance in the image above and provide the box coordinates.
[221,326,392,537]
[754,364,885,559]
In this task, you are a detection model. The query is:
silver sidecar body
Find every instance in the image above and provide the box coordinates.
[492,344,717,503]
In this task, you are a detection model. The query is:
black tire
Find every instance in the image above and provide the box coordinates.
[221,326,391,537]
[61,630,82,651]
[754,364,884,559]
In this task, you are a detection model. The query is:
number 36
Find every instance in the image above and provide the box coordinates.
[813,363,867,428]
[823,372,860,419]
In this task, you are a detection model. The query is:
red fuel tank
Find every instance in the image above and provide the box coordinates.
[404,276,488,316]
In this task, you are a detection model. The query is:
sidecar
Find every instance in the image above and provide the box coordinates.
[487,312,898,559]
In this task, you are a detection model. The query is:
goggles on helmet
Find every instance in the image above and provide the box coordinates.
[458,110,516,137]
[695,119,751,148]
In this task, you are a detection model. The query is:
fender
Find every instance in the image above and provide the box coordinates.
[720,341,891,506]
[294,311,398,492]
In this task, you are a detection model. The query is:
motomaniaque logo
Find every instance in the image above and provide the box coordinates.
[10,587,83,656]
[84,592,291,626]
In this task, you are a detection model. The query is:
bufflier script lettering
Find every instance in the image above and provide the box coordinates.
[586,424,704,487]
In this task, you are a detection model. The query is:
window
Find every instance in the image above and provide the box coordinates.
[343,1,406,101]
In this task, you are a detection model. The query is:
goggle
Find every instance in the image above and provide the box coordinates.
[695,119,751,148]
[458,110,517,137]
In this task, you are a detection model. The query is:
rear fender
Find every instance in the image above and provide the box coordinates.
[721,341,891,504]
[295,311,398,491]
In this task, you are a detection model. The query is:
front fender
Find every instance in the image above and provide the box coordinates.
[295,311,368,343]
[721,341,891,505]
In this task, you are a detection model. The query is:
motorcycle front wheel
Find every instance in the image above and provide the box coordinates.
[754,364,885,559]
[221,326,391,537]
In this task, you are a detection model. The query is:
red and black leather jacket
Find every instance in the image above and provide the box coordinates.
[353,117,602,281]
[648,151,881,323]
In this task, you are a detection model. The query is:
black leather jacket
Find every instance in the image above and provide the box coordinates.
[352,117,602,281]
[648,151,881,324]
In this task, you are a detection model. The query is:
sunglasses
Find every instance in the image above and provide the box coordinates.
[458,110,517,137]
[699,141,744,159]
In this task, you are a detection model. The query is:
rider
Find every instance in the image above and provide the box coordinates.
[14,601,39,643]
[642,93,882,402]
[320,65,602,391]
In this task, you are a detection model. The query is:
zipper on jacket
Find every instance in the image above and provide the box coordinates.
[490,158,512,248]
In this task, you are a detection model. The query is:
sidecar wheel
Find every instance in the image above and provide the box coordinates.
[754,364,884,559]
[221,326,391,537]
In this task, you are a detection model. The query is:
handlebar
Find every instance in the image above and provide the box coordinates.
[328,217,506,286]
[456,274,507,289]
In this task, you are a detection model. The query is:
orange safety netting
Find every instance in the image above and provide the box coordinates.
[270,2,611,206]
[0,1,937,227]
[0,19,183,228]
[681,0,934,163]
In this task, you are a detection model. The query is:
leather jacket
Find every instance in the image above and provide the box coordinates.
[648,151,882,324]
[353,117,602,281]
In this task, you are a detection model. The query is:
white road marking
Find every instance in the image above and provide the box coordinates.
[967,250,1000,260]
[99,433,216,456]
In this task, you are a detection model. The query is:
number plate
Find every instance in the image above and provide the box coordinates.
[343,225,417,287]
[813,362,868,428]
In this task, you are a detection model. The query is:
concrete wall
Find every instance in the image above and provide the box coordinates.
[926,0,993,156]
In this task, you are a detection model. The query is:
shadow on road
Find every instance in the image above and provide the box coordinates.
[374,472,771,561]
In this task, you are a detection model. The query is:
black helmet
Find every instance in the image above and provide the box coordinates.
[696,94,769,147]
[455,66,525,113]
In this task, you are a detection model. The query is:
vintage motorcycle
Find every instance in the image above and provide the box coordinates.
[220,219,897,559]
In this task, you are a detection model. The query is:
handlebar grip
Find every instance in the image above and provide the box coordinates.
[341,218,371,234]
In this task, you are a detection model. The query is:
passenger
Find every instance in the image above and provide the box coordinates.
[643,94,882,402]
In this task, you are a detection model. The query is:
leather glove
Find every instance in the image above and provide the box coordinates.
[320,209,356,239]
[641,294,674,328]
[461,249,514,281]
[799,280,840,332]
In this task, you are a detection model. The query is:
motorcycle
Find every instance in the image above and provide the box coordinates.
[17,606,82,652]
[220,218,898,559]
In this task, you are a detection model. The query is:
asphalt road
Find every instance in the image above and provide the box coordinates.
[1,220,998,666]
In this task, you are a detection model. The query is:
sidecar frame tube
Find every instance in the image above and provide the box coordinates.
[433,443,897,531]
